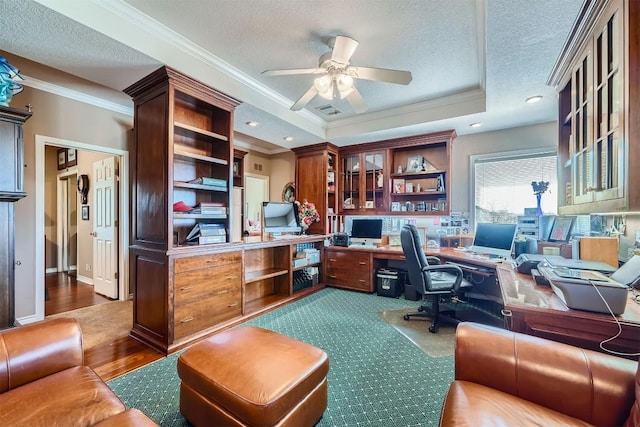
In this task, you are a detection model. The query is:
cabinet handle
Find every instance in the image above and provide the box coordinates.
[358,279,366,283]
[329,275,337,279]
[226,276,238,280]
[329,258,337,262]
[358,261,367,265]
[180,316,194,323]
[585,186,596,192]
[214,289,230,296]
[180,286,193,291]
[228,302,238,307]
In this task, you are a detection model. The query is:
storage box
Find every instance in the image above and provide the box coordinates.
[304,248,320,264]
[376,268,403,298]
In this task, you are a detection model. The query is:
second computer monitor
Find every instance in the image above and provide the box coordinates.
[470,222,518,259]
[350,218,383,246]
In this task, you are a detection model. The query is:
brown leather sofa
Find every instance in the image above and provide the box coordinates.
[440,322,639,426]
[0,317,157,426]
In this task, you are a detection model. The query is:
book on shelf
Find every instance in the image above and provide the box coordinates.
[188,177,228,187]
[436,174,445,192]
[190,203,228,215]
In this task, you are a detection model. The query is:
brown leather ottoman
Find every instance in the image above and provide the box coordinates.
[177,326,329,427]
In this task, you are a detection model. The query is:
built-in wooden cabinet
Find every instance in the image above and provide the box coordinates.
[292,143,338,234]
[0,106,31,329]
[550,0,639,214]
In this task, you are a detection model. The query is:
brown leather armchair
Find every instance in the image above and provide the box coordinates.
[0,317,157,426]
[440,322,639,426]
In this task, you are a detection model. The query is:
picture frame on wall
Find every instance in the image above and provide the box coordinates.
[57,148,67,170]
[81,205,90,221]
[66,149,77,167]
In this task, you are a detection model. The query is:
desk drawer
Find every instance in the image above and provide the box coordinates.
[175,251,242,273]
[174,263,241,305]
[326,250,369,269]
[174,290,241,339]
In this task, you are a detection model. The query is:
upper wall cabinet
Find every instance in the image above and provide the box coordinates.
[124,66,240,250]
[336,129,456,216]
[550,0,639,214]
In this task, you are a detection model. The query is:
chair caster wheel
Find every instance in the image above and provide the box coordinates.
[428,325,438,333]
[417,306,424,312]
[403,314,410,321]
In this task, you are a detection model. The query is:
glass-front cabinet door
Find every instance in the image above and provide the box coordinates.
[593,6,624,203]
[341,154,360,211]
[340,151,386,212]
[364,152,384,211]
[571,48,594,206]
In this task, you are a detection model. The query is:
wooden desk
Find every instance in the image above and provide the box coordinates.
[325,244,640,358]
[496,264,640,360]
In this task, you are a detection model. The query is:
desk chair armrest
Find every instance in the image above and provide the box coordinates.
[453,322,637,427]
[425,256,442,265]
[420,264,464,290]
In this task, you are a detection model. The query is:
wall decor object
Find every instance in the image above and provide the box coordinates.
[81,205,90,221]
[77,174,89,204]
[406,156,423,172]
[282,182,295,202]
[66,148,77,167]
[233,160,239,176]
[57,148,67,170]
[0,56,24,106]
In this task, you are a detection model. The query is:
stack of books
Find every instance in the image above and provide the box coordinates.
[185,222,227,244]
[190,202,227,216]
[188,177,227,191]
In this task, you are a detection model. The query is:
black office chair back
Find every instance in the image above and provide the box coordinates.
[401,224,431,294]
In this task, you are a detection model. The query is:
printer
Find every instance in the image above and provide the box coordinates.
[537,265,627,315]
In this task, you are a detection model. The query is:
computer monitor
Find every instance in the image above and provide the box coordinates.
[350,218,383,246]
[470,223,518,259]
[262,202,301,235]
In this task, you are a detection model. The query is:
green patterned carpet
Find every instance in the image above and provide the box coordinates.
[108,288,456,426]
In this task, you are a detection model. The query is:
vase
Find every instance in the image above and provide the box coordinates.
[536,194,543,216]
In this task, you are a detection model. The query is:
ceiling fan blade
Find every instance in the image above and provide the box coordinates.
[262,68,325,76]
[331,35,359,64]
[291,86,319,111]
[348,66,413,85]
[344,86,367,113]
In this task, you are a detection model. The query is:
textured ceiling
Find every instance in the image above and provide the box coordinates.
[0,0,583,152]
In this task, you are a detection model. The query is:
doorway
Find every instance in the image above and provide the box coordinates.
[56,170,78,277]
[28,135,130,323]
[245,174,270,229]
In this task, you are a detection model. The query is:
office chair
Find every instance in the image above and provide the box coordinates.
[400,224,473,333]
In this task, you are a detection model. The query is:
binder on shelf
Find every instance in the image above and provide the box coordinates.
[188,177,228,187]
[191,202,227,215]
[198,235,227,245]
[185,222,226,242]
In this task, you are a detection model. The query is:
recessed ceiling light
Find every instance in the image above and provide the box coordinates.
[525,95,543,103]
[469,122,483,128]
[283,136,294,142]
[246,121,259,127]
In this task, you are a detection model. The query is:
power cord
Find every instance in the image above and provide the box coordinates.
[588,279,640,357]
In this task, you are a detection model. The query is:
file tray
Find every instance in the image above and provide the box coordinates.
[538,266,628,315]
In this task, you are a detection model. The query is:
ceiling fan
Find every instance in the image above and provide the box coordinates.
[262,35,412,113]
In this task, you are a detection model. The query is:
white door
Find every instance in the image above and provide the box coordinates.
[92,157,118,298]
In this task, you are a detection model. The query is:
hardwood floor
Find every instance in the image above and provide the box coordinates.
[45,273,164,381]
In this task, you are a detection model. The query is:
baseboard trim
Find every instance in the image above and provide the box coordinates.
[15,314,42,325]
[77,274,93,285]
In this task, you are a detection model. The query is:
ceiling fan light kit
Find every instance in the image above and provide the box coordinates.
[263,35,412,113]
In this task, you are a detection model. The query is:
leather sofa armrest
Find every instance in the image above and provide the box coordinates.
[93,409,159,427]
[454,322,637,426]
[0,318,83,393]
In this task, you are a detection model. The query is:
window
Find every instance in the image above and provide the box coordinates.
[473,150,557,224]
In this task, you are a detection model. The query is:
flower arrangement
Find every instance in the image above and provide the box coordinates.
[296,199,320,233]
[531,181,549,195]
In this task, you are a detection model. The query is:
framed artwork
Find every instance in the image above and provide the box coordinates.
[81,205,90,221]
[57,148,67,170]
[548,216,574,242]
[393,178,405,193]
[406,156,423,172]
[233,160,239,176]
[66,148,77,167]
